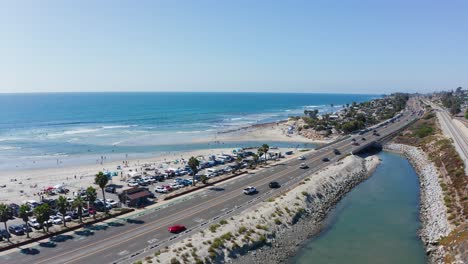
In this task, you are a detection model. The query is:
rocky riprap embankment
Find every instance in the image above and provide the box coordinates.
[143,155,379,264]
[385,143,451,263]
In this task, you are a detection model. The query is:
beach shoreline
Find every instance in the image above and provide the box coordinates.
[0,120,331,206]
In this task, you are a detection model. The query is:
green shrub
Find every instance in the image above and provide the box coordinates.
[219,219,228,225]
[238,226,247,233]
[209,224,220,233]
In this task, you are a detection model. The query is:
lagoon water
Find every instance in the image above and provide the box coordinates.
[292,151,427,264]
[0,92,376,170]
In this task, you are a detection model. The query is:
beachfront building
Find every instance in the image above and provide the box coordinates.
[118,187,152,208]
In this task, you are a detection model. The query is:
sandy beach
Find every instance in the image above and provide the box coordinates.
[0,122,327,206]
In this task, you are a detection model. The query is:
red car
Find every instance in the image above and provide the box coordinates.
[162,185,173,192]
[168,225,186,233]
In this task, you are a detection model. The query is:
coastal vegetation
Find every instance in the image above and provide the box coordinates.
[394,110,467,261]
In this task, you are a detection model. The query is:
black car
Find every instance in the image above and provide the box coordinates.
[269,181,280,188]
[361,137,366,141]
[105,186,116,193]
[19,224,32,233]
[68,211,79,219]
[333,149,341,155]
[9,203,19,218]
[322,157,330,162]
[0,229,11,239]
[8,224,24,235]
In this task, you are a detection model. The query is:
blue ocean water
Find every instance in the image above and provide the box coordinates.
[0,92,377,170]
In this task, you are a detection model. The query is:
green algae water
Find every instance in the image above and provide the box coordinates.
[292,152,427,264]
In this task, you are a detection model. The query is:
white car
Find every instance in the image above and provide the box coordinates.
[56,212,72,222]
[28,218,41,229]
[128,181,139,187]
[243,186,257,195]
[298,156,306,160]
[299,163,309,169]
[66,197,74,203]
[106,199,119,208]
[50,215,63,225]
[155,186,168,193]
[170,183,183,189]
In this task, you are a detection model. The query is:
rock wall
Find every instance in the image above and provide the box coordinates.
[385,143,451,263]
[147,155,380,264]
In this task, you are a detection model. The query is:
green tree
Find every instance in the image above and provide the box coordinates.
[34,203,50,233]
[73,196,85,223]
[86,186,97,219]
[260,144,269,164]
[257,151,263,164]
[252,153,259,166]
[19,204,30,238]
[465,108,468,119]
[57,196,68,227]
[188,157,200,186]
[0,203,10,241]
[95,172,109,213]
[200,175,208,184]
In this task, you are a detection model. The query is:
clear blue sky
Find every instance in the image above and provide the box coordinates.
[0,0,467,94]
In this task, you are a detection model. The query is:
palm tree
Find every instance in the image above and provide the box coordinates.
[252,153,259,167]
[34,203,50,233]
[95,172,109,213]
[86,186,97,219]
[234,156,242,173]
[57,196,68,227]
[19,204,30,238]
[261,144,269,164]
[257,150,264,165]
[0,203,10,241]
[188,157,200,186]
[73,196,85,223]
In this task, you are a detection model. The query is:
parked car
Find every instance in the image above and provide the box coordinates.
[170,183,183,190]
[105,199,119,208]
[299,163,309,169]
[56,212,72,222]
[19,223,32,233]
[8,224,24,235]
[28,218,41,229]
[128,181,139,187]
[105,186,116,193]
[168,224,186,233]
[269,181,280,188]
[68,211,79,219]
[50,215,63,225]
[162,185,173,192]
[0,229,11,240]
[155,186,168,193]
[243,186,257,195]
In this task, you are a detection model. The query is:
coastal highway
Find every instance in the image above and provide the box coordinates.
[0,108,420,264]
[430,102,468,174]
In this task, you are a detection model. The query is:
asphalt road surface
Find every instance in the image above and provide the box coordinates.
[0,106,420,264]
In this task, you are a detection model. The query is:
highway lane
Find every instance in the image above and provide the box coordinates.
[427,101,468,174]
[1,109,419,264]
